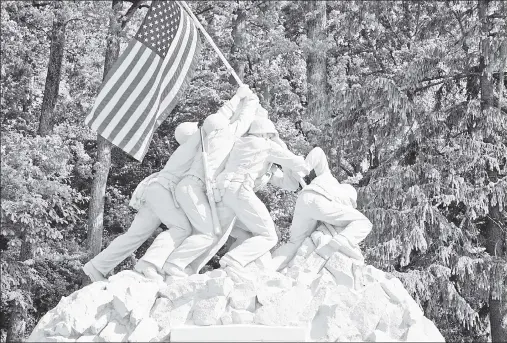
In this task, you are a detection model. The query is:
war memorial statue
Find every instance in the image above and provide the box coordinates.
[30,86,445,342]
[82,84,372,284]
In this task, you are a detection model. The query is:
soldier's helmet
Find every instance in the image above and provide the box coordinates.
[248,117,278,136]
[175,121,198,144]
[255,104,269,118]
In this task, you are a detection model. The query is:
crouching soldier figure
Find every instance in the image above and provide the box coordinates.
[272,147,373,271]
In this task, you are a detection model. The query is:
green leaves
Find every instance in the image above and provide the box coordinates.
[0,132,84,249]
[323,2,507,339]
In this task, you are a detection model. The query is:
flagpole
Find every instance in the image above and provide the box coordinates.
[180,1,244,86]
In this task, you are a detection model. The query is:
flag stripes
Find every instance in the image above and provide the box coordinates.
[129,18,201,159]
[133,37,202,159]
[84,1,201,161]
[124,13,196,156]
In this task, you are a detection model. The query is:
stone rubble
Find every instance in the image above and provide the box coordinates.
[28,234,446,342]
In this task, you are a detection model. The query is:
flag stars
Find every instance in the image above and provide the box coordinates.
[135,1,182,57]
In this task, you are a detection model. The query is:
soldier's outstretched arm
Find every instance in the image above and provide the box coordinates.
[215,85,252,121]
[229,94,259,137]
[305,146,330,175]
[270,135,288,149]
[266,141,310,174]
[201,86,254,135]
[268,166,300,191]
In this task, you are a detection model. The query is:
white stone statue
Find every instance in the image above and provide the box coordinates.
[189,160,304,279]
[161,85,261,277]
[271,146,373,271]
[82,122,201,282]
[213,117,310,275]
[141,162,300,281]
[32,121,448,343]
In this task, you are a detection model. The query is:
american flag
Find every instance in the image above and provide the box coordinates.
[85,0,201,161]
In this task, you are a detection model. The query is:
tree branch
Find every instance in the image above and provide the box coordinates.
[245,0,269,12]
[408,73,474,93]
[22,20,51,40]
[64,17,82,27]
[448,3,468,56]
[338,157,355,177]
[361,69,386,78]
[31,0,51,9]
[196,5,214,16]
[411,79,450,93]
[413,2,421,37]
[488,12,506,19]
[121,0,144,30]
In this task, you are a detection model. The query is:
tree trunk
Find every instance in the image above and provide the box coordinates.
[86,0,123,257]
[229,4,247,85]
[6,306,27,342]
[478,1,507,342]
[258,2,274,110]
[38,1,67,136]
[478,2,494,113]
[260,80,271,110]
[86,0,142,257]
[19,235,34,261]
[305,0,328,126]
[19,0,68,272]
[486,205,507,342]
[7,233,30,340]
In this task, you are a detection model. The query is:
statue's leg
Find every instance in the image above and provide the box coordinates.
[88,205,161,277]
[221,186,278,267]
[163,176,215,274]
[186,204,237,274]
[312,196,373,245]
[332,211,372,245]
[229,224,252,251]
[271,192,319,271]
[135,183,192,273]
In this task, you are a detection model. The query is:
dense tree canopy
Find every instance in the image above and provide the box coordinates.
[1,1,505,342]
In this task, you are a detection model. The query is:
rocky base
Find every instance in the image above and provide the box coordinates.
[28,236,445,342]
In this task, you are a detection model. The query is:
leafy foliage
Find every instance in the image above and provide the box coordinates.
[1,132,87,248]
